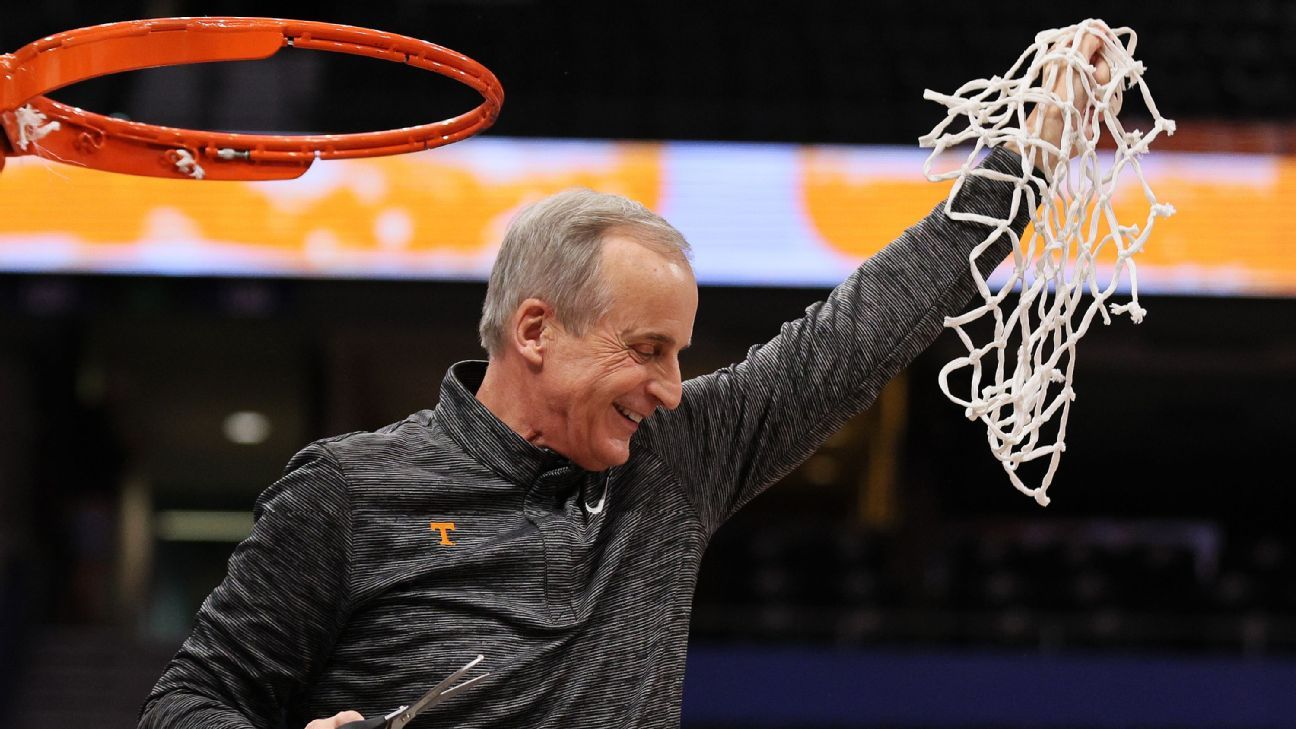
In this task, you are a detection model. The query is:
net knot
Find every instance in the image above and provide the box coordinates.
[168,148,206,179]
[1111,302,1147,323]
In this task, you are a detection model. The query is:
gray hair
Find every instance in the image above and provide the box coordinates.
[479,188,692,356]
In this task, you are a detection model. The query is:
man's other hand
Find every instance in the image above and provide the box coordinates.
[305,710,366,729]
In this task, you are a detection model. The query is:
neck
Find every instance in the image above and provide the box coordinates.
[476,357,544,447]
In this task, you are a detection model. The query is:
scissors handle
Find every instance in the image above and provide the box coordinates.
[337,717,391,729]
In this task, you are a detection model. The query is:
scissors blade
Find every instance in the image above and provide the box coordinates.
[392,654,486,726]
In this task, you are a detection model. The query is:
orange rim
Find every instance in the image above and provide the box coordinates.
[0,17,504,180]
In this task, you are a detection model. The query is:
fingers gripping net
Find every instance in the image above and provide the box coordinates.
[918,20,1175,506]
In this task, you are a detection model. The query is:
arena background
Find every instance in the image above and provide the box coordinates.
[2,2,1295,727]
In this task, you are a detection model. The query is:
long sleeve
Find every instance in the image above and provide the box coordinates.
[139,443,355,729]
[645,147,1035,533]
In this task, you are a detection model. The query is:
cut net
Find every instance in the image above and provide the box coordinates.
[918,19,1175,506]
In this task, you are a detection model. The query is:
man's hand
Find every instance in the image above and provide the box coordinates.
[1011,26,1117,174]
[305,710,365,729]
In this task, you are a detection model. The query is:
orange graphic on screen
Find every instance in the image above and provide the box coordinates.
[1112,159,1296,292]
[0,142,664,266]
[799,148,952,259]
[800,150,1296,295]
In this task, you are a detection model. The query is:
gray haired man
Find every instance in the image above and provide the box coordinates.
[140,33,1112,729]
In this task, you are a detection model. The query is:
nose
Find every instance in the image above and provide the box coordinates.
[648,356,684,411]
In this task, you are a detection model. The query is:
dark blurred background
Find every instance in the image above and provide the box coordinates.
[3,1,1296,728]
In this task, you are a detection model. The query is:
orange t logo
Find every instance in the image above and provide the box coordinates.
[429,521,456,546]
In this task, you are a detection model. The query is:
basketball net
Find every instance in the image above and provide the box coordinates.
[918,19,1175,506]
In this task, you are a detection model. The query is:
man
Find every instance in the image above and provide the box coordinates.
[140,33,1112,729]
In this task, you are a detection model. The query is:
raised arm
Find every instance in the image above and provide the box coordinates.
[644,25,1119,532]
[644,147,1034,532]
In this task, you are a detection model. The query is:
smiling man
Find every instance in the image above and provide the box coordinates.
[475,204,699,475]
[140,166,1031,729]
[141,33,1114,729]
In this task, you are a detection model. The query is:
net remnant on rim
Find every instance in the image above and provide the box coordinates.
[918,19,1176,506]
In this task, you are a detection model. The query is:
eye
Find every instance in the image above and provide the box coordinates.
[630,344,658,361]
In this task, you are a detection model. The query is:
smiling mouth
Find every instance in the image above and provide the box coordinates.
[614,403,643,425]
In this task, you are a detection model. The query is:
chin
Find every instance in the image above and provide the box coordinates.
[586,442,632,472]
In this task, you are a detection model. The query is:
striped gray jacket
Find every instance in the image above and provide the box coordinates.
[139,148,1029,729]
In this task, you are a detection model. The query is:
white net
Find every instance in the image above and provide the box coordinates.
[918,19,1175,506]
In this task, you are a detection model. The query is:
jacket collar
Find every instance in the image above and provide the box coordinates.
[435,360,581,487]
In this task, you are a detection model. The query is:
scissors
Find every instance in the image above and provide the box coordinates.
[339,654,488,729]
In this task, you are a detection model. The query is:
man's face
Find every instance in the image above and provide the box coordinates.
[536,234,698,471]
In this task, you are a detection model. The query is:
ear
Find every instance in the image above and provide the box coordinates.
[510,298,553,367]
